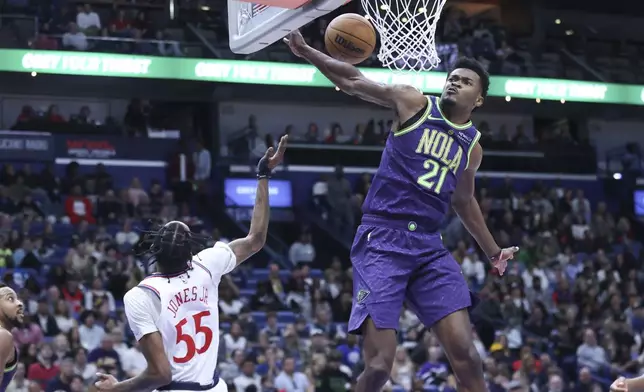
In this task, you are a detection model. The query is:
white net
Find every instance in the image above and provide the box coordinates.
[362,0,449,71]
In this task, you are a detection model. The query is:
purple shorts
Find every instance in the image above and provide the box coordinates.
[348,217,478,334]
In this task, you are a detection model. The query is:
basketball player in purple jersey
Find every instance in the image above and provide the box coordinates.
[285,31,519,392]
[0,284,24,391]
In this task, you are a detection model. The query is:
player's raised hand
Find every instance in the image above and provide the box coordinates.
[266,135,288,170]
[491,246,519,276]
[94,372,118,391]
[610,377,628,391]
[283,30,308,57]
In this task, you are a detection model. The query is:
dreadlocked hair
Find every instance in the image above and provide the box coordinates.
[136,221,210,277]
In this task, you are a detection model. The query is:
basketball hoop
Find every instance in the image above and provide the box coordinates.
[362,0,449,71]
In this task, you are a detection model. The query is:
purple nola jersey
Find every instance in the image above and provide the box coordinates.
[0,347,18,392]
[362,95,481,230]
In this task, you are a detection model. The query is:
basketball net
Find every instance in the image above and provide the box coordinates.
[362,0,448,71]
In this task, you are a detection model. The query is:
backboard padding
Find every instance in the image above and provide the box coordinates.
[228,0,347,54]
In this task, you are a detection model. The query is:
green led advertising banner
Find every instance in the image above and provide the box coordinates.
[5,49,644,105]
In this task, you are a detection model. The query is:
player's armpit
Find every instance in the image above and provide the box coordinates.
[0,329,13,369]
[110,332,172,392]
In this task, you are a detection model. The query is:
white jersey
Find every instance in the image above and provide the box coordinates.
[123,242,236,389]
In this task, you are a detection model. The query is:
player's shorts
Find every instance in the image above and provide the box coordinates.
[348,214,479,334]
[155,371,226,392]
[154,383,227,392]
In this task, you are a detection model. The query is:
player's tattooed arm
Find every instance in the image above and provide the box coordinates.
[283,31,426,120]
[95,332,171,392]
[227,135,287,266]
[450,143,502,258]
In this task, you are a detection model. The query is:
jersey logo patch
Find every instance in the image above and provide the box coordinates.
[356,289,370,304]
[457,132,472,143]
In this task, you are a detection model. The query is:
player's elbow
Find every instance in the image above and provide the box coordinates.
[247,233,267,253]
[158,372,173,386]
[338,76,361,95]
[149,365,172,386]
[451,194,473,211]
[145,354,172,386]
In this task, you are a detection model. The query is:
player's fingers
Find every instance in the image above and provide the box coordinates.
[277,137,288,152]
[265,147,274,157]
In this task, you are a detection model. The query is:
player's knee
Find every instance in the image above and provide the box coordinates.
[450,344,483,378]
[365,354,393,381]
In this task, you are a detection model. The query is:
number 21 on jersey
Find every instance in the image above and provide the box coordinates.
[417,159,448,194]
[174,310,213,363]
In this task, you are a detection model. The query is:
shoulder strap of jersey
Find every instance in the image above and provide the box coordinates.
[464,128,481,170]
[392,95,433,137]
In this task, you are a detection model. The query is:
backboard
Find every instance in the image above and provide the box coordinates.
[228,0,348,54]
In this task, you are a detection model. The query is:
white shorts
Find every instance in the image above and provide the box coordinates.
[154,381,227,392]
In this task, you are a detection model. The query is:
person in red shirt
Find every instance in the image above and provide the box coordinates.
[511,346,542,373]
[109,9,131,37]
[61,275,85,313]
[46,105,66,123]
[15,105,34,124]
[27,343,59,389]
[65,185,95,225]
[31,34,59,50]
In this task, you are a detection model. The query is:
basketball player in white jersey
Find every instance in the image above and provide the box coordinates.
[94,135,288,392]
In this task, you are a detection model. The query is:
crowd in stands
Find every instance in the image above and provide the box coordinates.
[11,98,180,137]
[1,154,640,391]
[29,3,183,56]
[0,158,217,391]
[229,113,585,160]
[15,0,527,76]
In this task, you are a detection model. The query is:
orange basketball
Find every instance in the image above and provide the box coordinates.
[324,13,376,65]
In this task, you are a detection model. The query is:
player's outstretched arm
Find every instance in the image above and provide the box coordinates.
[451,144,518,275]
[227,136,288,266]
[284,31,426,118]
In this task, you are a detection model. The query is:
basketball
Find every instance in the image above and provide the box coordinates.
[324,14,377,65]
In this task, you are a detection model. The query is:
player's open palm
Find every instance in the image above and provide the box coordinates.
[283,30,307,57]
[94,372,118,391]
[266,135,288,169]
[492,246,519,276]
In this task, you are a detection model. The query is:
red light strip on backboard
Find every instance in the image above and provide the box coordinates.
[235,0,312,9]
